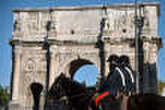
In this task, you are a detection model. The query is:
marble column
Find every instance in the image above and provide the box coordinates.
[143,42,150,93]
[49,51,56,88]
[143,42,158,93]
[12,46,22,100]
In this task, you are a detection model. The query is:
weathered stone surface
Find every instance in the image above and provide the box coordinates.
[9,3,162,110]
[12,3,159,41]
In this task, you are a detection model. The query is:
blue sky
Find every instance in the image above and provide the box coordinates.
[74,65,99,86]
[0,0,165,87]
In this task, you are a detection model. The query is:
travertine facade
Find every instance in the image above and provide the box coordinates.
[9,3,162,110]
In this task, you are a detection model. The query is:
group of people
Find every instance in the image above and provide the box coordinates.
[98,55,135,98]
[108,55,135,95]
[47,54,136,110]
[94,55,136,110]
[48,54,165,110]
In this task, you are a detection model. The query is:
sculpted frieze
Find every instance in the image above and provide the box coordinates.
[40,12,50,35]
[19,12,50,38]
[58,53,73,65]
[23,50,47,83]
[58,46,97,53]
[106,9,135,34]
[13,6,152,40]
[13,12,23,37]
[23,56,46,99]
[24,58,36,73]
[26,12,40,35]
[23,58,37,87]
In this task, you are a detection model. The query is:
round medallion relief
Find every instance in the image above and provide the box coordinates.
[24,59,36,73]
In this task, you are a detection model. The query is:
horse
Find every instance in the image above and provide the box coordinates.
[99,53,165,110]
[96,82,123,110]
[47,74,72,110]
[96,90,165,110]
[47,73,96,110]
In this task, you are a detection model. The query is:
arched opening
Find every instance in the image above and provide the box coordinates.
[30,83,43,110]
[69,59,99,87]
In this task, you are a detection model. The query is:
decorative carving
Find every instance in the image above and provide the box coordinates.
[48,20,57,37]
[143,9,150,33]
[24,59,36,73]
[25,12,40,36]
[23,53,47,99]
[40,12,49,35]
[13,13,23,37]
[23,58,36,98]
[27,21,39,35]
[14,20,21,33]
[120,14,127,25]
[105,9,135,35]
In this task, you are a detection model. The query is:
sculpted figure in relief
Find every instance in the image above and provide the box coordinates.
[24,58,37,98]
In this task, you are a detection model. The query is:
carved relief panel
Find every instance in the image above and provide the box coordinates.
[14,12,51,39]
[13,5,157,41]
[13,12,25,37]
[22,49,47,103]
[104,8,135,37]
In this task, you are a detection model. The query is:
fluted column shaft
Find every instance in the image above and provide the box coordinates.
[12,46,21,100]
[49,52,56,88]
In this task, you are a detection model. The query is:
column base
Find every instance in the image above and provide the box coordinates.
[7,100,32,110]
[7,100,45,110]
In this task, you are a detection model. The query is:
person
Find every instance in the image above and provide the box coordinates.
[99,55,126,96]
[119,55,135,95]
[95,55,125,110]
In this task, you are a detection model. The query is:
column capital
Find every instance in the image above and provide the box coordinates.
[14,46,22,55]
[49,50,56,58]
[49,45,58,56]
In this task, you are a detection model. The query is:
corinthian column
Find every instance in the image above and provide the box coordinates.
[12,46,22,100]
[49,51,56,88]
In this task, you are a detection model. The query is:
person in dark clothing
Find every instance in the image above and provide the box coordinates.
[119,55,135,94]
[95,55,124,110]
[99,55,126,96]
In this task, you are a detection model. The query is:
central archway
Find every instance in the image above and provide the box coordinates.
[69,59,99,87]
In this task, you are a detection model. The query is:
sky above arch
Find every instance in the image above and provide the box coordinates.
[74,64,99,87]
[0,0,165,87]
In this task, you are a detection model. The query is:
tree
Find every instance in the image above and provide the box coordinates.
[0,84,9,106]
[158,81,165,95]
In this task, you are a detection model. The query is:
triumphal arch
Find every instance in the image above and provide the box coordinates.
[9,3,162,110]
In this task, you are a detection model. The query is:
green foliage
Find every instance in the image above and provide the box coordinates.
[158,81,165,94]
[0,84,9,106]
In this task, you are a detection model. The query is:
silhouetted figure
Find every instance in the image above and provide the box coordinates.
[48,73,96,110]
[127,93,165,110]
[30,83,43,110]
[95,55,123,110]
[99,55,126,96]
[119,55,135,94]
